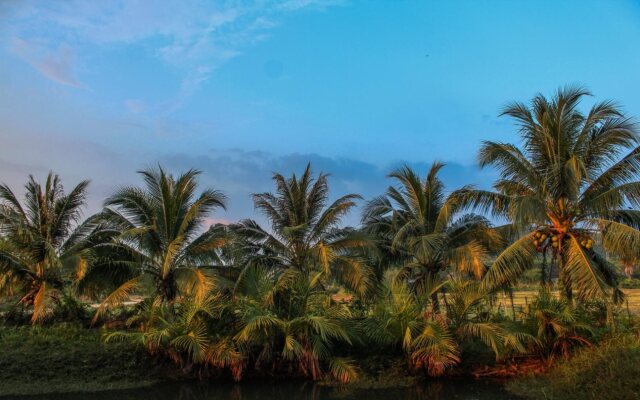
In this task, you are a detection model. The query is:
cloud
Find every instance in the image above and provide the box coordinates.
[124,99,146,114]
[0,130,139,214]
[8,37,82,88]
[157,148,496,225]
[277,0,346,11]
[0,133,495,227]
[3,1,347,108]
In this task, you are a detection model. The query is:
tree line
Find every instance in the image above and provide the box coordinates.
[1,86,639,382]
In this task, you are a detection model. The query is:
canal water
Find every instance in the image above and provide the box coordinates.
[4,379,519,400]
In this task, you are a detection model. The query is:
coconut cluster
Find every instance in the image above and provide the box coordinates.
[531,230,593,252]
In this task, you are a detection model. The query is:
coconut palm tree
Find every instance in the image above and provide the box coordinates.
[0,173,111,323]
[362,163,501,309]
[89,166,228,321]
[360,271,527,377]
[233,264,359,382]
[359,270,459,376]
[106,292,244,378]
[520,289,593,361]
[231,164,373,297]
[458,86,640,302]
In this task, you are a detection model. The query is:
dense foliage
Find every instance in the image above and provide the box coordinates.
[1,87,639,388]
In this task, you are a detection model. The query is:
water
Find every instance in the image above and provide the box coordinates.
[5,380,519,400]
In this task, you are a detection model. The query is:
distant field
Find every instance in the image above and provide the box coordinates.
[493,289,640,315]
[331,289,640,315]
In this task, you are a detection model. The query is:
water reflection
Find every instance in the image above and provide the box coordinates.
[7,380,518,400]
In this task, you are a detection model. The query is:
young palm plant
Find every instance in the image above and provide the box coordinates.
[88,166,228,321]
[520,290,593,361]
[233,264,359,382]
[360,270,459,376]
[361,271,529,377]
[0,173,111,323]
[458,86,640,301]
[105,292,244,378]
[231,163,373,297]
[362,163,501,309]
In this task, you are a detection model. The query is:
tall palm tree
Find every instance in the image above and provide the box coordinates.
[89,166,228,320]
[231,164,373,296]
[0,173,110,323]
[362,163,501,308]
[458,86,640,301]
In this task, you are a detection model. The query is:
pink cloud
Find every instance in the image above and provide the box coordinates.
[9,37,82,88]
[124,99,146,114]
[205,217,231,227]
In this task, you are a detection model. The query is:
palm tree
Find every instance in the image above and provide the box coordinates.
[362,163,501,309]
[233,264,359,382]
[360,271,459,376]
[0,173,110,323]
[106,292,243,378]
[231,164,373,296]
[225,164,367,382]
[458,86,640,301]
[361,271,527,377]
[520,289,593,361]
[89,166,228,321]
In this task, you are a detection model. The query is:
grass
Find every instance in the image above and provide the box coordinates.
[506,334,640,400]
[0,324,164,396]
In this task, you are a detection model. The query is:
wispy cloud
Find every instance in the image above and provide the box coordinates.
[3,0,346,108]
[8,37,82,88]
[158,148,496,225]
[124,99,146,114]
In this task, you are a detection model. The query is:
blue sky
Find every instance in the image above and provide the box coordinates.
[1,0,640,225]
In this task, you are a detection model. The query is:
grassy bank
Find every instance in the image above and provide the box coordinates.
[0,324,164,396]
[0,324,419,396]
[506,334,640,400]
[3,323,639,398]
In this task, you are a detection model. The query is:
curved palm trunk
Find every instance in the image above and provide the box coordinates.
[540,249,548,287]
[559,256,573,304]
[430,270,442,313]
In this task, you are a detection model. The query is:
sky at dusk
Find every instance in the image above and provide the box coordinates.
[1,0,640,225]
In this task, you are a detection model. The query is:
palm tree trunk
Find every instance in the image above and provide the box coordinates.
[160,273,178,310]
[540,250,548,286]
[559,256,573,304]
[431,292,441,313]
[508,289,517,321]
